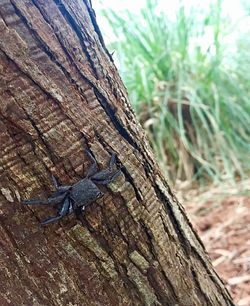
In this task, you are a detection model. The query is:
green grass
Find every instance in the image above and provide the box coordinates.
[100,0,250,185]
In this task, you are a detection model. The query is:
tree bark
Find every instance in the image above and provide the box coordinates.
[0,1,234,305]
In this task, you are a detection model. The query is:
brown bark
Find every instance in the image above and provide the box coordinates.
[0,1,234,305]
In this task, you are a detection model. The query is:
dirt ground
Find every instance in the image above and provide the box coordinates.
[177,179,250,306]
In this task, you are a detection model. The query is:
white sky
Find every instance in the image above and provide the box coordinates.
[92,0,249,56]
[93,0,246,17]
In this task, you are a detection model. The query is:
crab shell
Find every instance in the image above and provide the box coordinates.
[70,179,103,208]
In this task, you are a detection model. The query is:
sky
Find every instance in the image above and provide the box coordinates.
[93,0,246,18]
[92,0,249,54]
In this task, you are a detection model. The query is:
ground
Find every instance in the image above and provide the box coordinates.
[177,179,250,306]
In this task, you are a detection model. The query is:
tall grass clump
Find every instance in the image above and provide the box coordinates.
[101,0,250,185]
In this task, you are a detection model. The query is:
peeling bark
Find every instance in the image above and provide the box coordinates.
[0,1,235,305]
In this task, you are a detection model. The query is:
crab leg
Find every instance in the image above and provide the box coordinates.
[22,193,66,205]
[84,148,98,177]
[41,197,71,225]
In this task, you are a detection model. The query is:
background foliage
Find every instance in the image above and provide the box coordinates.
[100,0,250,185]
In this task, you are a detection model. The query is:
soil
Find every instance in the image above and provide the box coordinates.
[177,180,250,306]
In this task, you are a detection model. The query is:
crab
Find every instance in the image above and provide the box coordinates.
[22,149,121,225]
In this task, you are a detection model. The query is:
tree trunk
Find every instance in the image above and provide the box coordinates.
[0,1,234,305]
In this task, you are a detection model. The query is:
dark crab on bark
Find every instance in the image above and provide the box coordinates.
[22,149,121,225]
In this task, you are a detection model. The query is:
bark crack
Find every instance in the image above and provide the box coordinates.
[190,268,214,306]
[83,0,114,63]
[93,88,141,152]
[53,0,99,79]
[154,186,192,256]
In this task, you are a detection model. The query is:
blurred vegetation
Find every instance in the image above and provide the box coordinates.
[101,0,250,185]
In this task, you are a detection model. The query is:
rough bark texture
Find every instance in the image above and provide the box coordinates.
[0,1,234,305]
